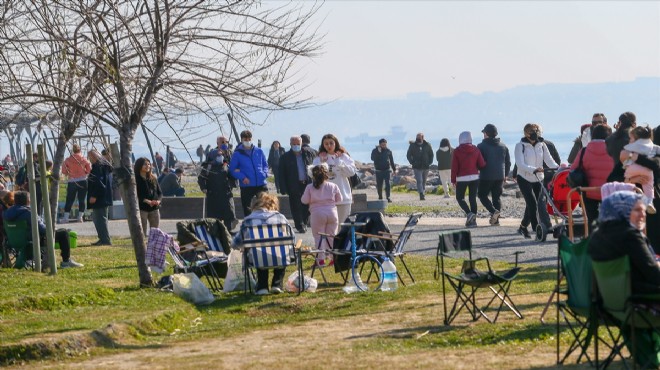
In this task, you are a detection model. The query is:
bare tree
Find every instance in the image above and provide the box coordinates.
[1,0,322,287]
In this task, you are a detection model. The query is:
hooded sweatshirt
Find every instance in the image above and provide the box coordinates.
[451,132,486,183]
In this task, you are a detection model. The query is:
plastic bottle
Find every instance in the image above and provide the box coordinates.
[380,257,398,291]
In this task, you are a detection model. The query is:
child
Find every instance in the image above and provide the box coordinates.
[620,125,660,214]
[301,164,341,267]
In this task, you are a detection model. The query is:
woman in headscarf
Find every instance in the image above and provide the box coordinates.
[588,190,660,368]
[451,131,485,227]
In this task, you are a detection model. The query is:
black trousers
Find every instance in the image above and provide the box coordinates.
[288,182,310,229]
[256,267,286,290]
[375,170,392,199]
[478,179,504,214]
[239,185,269,217]
[455,180,479,215]
[517,176,542,230]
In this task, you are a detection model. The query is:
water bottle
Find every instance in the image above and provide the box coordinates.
[380,257,398,291]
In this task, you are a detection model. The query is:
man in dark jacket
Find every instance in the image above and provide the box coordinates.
[279,135,315,233]
[198,136,237,231]
[371,138,396,202]
[160,168,185,197]
[606,111,637,167]
[301,134,318,158]
[477,124,511,226]
[406,132,434,200]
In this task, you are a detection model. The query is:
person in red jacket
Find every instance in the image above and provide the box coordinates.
[452,131,486,227]
[570,124,614,227]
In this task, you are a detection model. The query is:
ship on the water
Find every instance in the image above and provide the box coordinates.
[343,126,408,145]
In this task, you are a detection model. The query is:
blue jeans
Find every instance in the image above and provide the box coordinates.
[413,169,429,195]
[64,180,88,213]
[92,207,111,244]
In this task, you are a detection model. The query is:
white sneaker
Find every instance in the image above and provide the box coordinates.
[255,289,270,296]
[270,287,284,294]
[76,215,84,223]
[60,259,84,268]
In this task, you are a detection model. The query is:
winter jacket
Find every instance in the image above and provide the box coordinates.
[279,148,315,195]
[371,147,396,172]
[3,205,45,239]
[451,144,485,184]
[198,148,236,194]
[569,141,613,200]
[136,174,162,212]
[301,181,341,213]
[87,162,113,209]
[514,138,558,183]
[567,138,582,164]
[267,147,286,169]
[477,137,510,180]
[406,140,434,170]
[606,127,632,165]
[312,152,356,205]
[228,144,269,188]
[436,147,452,170]
[62,153,91,181]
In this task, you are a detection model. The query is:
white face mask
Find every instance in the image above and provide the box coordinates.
[242,141,252,148]
[215,155,224,163]
[291,145,301,152]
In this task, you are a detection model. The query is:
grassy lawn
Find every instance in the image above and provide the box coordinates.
[0,234,625,368]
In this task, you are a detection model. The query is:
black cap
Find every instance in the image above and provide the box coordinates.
[379,138,387,144]
[482,123,498,137]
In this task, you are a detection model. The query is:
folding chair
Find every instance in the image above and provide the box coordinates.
[4,220,33,269]
[165,228,224,292]
[239,223,297,294]
[556,235,599,366]
[592,256,660,369]
[176,219,231,278]
[436,229,524,325]
[355,212,421,286]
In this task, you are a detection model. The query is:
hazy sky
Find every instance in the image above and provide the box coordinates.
[300,1,660,100]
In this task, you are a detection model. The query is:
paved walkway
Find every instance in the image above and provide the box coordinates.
[66,215,560,267]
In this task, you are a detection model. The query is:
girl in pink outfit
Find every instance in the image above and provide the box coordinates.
[301,164,341,266]
[620,126,659,214]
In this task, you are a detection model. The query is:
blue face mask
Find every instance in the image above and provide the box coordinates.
[220,144,228,150]
[291,145,301,152]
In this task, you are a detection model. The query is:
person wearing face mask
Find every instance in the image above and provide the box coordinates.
[279,135,315,233]
[588,191,660,368]
[229,130,269,217]
[514,123,559,239]
[198,136,237,231]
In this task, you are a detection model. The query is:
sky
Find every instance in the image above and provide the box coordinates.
[299,1,660,100]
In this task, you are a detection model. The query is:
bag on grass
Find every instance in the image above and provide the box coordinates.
[285,270,318,293]
[172,273,215,305]
[223,250,255,293]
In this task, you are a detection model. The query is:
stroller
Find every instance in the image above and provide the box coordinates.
[534,168,584,242]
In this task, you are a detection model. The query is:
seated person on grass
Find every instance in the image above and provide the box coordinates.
[3,191,83,268]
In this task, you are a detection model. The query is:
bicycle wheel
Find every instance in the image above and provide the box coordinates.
[351,254,383,292]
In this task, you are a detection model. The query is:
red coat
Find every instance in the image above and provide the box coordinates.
[451,144,486,184]
[570,141,613,200]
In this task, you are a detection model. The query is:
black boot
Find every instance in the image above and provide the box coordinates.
[517,225,531,239]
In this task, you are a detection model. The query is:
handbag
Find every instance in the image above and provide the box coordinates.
[349,173,362,189]
[567,148,588,188]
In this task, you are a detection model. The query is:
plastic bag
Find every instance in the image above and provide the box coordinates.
[223,250,255,293]
[172,273,215,305]
[285,270,318,293]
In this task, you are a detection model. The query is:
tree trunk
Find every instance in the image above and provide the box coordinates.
[114,129,152,287]
[49,138,68,229]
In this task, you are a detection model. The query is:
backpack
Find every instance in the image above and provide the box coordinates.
[15,165,27,188]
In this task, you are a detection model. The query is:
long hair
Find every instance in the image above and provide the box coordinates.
[312,164,328,189]
[318,133,348,155]
[134,157,156,183]
[439,138,452,149]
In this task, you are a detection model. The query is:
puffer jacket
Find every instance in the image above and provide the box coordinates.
[477,137,510,180]
[570,140,613,200]
[228,144,269,188]
[451,144,485,184]
[514,137,558,183]
[406,141,434,170]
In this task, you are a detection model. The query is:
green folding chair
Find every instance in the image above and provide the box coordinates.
[4,220,32,269]
[592,255,660,369]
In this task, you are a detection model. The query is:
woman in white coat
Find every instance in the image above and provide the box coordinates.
[312,133,357,224]
[514,123,558,239]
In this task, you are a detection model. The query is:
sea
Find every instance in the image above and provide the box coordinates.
[344,131,577,166]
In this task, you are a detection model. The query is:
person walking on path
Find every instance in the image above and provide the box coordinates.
[312,133,357,224]
[87,150,113,246]
[196,145,204,165]
[61,144,91,223]
[301,164,341,266]
[267,140,286,194]
[229,130,269,217]
[436,138,453,198]
[279,136,315,233]
[371,138,396,202]
[135,157,162,237]
[198,136,237,231]
[477,124,511,226]
[514,123,559,239]
[451,131,486,227]
[406,132,434,200]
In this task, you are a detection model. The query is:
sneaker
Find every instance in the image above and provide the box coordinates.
[255,289,270,296]
[465,213,476,227]
[76,215,83,223]
[648,204,657,215]
[517,226,531,239]
[387,198,392,203]
[270,287,284,294]
[420,194,425,201]
[489,211,501,226]
[60,259,84,268]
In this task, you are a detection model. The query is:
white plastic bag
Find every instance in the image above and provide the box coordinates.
[172,273,215,305]
[223,250,255,293]
[285,270,318,293]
